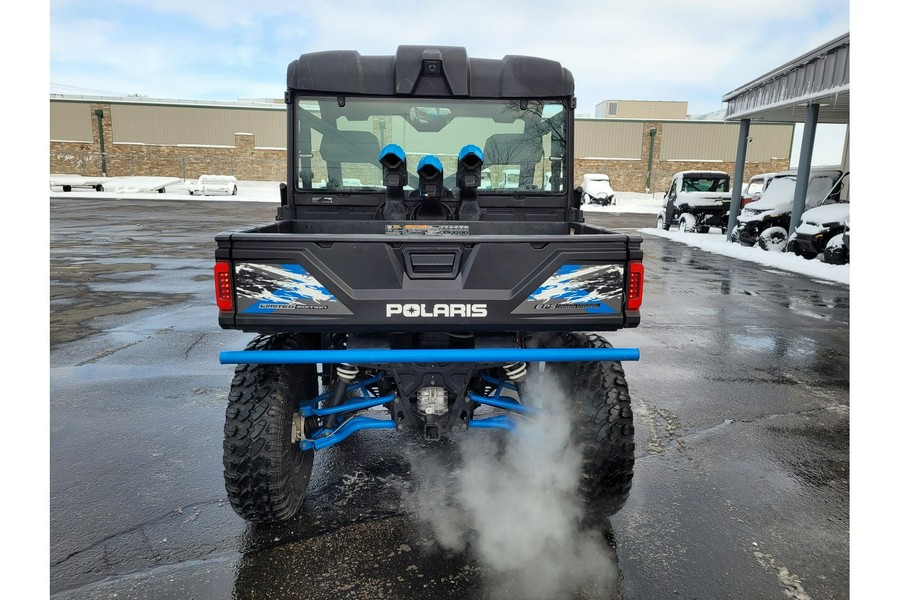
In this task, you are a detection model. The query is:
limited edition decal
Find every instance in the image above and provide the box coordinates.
[235,263,352,315]
[512,264,623,314]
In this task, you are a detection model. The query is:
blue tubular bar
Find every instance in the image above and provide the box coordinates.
[221,347,640,365]
[468,393,538,415]
[300,394,396,417]
[301,372,384,412]
[299,416,396,451]
[468,415,517,431]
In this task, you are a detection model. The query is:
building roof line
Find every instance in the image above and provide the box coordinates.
[721,32,849,102]
[50,94,285,110]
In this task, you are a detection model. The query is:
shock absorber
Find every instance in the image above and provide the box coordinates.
[503,361,529,404]
[503,362,527,381]
[323,363,359,430]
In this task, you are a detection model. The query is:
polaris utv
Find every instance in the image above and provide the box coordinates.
[733,167,843,251]
[214,46,644,524]
[786,171,850,260]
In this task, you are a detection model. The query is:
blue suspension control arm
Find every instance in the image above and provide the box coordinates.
[234,346,640,450]
[299,417,396,451]
[300,394,397,417]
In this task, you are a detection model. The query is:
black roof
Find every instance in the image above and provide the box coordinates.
[287,46,574,98]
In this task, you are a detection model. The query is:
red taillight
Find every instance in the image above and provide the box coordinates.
[214,260,234,312]
[626,261,644,311]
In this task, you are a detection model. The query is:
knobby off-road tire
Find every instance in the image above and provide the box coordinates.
[223,333,318,523]
[544,332,636,519]
[758,226,788,252]
[824,243,848,265]
[679,214,697,233]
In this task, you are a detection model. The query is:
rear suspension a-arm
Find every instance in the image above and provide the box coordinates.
[223,346,640,450]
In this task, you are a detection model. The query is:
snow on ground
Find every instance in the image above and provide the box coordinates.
[48,177,282,203]
[49,178,847,285]
[49,177,664,208]
[581,192,663,214]
[642,227,849,285]
[566,191,848,286]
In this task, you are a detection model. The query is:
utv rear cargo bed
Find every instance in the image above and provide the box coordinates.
[215,219,642,333]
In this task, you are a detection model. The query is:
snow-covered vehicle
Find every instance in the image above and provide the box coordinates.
[823,216,849,265]
[657,171,731,233]
[786,172,849,260]
[189,174,238,196]
[500,168,519,189]
[487,169,554,191]
[733,168,843,251]
[581,174,616,206]
[741,172,777,208]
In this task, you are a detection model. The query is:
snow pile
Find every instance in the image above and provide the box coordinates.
[642,227,849,285]
[582,191,662,214]
[48,177,281,203]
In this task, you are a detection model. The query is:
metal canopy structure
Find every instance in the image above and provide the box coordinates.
[723,33,849,124]
[721,33,850,240]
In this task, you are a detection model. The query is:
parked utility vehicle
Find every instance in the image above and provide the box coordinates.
[500,168,520,189]
[657,171,731,233]
[189,174,238,196]
[823,217,849,265]
[786,172,849,260]
[581,173,616,206]
[741,172,777,208]
[733,168,843,251]
[213,46,644,524]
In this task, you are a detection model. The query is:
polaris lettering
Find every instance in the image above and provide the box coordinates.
[386,303,488,318]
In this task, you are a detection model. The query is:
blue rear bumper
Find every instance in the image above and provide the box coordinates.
[220,346,640,365]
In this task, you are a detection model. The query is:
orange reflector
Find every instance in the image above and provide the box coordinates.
[626,261,644,311]
[214,260,234,312]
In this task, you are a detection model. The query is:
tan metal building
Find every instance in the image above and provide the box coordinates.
[594,100,688,120]
[49,95,794,192]
[50,96,286,148]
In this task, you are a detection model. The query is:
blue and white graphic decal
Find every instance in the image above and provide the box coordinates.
[513,264,623,315]
[235,263,351,315]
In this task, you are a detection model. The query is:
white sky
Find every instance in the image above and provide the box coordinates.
[45,1,851,164]
[790,124,848,168]
[47,0,849,118]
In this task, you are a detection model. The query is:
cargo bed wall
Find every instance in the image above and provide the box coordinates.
[216,222,642,333]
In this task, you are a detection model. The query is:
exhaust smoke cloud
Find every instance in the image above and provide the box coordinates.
[402,372,618,599]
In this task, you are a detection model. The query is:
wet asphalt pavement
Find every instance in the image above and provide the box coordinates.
[50,198,849,599]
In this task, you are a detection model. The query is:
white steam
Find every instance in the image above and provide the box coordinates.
[402,371,618,599]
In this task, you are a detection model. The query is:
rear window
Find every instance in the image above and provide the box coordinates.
[682,176,729,193]
[747,180,765,195]
[294,97,568,194]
